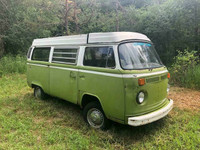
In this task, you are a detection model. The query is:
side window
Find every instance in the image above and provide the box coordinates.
[83,47,115,68]
[52,48,78,65]
[31,47,50,62]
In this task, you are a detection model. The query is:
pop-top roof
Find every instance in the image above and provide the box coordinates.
[32,32,151,46]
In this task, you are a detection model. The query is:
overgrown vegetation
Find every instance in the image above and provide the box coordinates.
[0,0,199,65]
[0,55,26,76]
[170,50,200,89]
[0,74,199,149]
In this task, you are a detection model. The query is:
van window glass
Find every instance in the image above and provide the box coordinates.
[84,47,115,68]
[119,42,163,70]
[52,48,78,65]
[31,47,50,62]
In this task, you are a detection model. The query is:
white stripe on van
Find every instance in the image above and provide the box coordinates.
[123,70,168,78]
[27,63,168,78]
[50,66,78,72]
[79,69,123,78]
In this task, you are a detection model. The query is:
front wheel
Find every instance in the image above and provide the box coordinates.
[34,86,47,100]
[83,101,110,130]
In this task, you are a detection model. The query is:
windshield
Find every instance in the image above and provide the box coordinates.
[118,42,163,70]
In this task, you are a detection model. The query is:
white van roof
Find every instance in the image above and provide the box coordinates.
[32,32,151,46]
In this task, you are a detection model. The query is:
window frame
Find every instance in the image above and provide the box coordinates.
[83,46,116,69]
[51,47,79,65]
[27,47,35,60]
[31,47,51,62]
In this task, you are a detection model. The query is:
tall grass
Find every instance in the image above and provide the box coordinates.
[183,65,200,89]
[0,55,26,76]
[170,50,200,90]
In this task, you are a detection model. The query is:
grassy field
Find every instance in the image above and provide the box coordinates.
[0,74,199,150]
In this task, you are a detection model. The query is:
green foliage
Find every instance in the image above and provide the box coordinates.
[170,50,200,89]
[1,0,63,55]
[183,65,200,89]
[1,0,199,61]
[0,55,26,75]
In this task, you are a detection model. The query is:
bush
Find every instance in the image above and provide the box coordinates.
[170,50,200,89]
[0,55,27,75]
[184,65,200,89]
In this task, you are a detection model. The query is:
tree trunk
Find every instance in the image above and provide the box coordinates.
[74,0,79,33]
[194,1,199,50]
[0,37,4,58]
[115,1,119,32]
[65,0,69,35]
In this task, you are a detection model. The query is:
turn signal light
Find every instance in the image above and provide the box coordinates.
[167,73,170,79]
[138,78,145,86]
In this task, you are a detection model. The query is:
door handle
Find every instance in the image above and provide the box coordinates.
[79,75,85,78]
[70,71,76,79]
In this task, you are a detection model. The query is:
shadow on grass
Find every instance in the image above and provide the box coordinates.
[24,93,169,144]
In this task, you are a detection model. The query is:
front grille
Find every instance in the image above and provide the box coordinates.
[146,77,160,83]
[146,73,168,83]
[161,74,167,80]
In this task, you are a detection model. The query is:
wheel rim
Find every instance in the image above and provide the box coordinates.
[35,88,42,99]
[87,108,104,128]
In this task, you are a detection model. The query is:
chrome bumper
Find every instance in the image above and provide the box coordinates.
[128,99,173,126]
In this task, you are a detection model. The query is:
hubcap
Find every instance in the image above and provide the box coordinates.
[35,88,41,98]
[87,108,104,128]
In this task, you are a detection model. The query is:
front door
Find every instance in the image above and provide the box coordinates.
[78,46,125,122]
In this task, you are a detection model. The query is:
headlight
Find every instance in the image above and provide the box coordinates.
[167,84,170,93]
[137,92,145,104]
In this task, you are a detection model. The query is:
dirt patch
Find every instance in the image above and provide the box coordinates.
[168,87,200,111]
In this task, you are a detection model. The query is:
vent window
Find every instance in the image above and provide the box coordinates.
[52,48,78,65]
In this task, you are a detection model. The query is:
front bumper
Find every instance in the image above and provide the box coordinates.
[128,99,173,126]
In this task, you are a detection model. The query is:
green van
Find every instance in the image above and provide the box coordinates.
[27,32,173,129]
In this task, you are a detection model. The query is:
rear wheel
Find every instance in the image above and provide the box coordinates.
[34,86,46,100]
[83,101,110,130]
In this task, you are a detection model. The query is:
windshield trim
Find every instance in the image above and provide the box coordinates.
[117,41,164,70]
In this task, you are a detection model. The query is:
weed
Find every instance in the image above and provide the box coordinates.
[169,50,200,89]
[0,55,26,75]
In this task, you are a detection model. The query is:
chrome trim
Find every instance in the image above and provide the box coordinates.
[51,61,76,65]
[53,56,76,60]
[53,52,77,55]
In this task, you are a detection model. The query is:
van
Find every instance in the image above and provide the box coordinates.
[27,32,173,129]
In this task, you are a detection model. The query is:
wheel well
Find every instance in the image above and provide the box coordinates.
[31,84,40,89]
[81,94,101,108]
[31,84,36,88]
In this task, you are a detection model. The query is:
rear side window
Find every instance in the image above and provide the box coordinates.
[83,47,115,68]
[52,48,78,65]
[31,47,51,62]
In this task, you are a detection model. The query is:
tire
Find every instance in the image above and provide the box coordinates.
[34,86,47,100]
[83,101,111,130]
